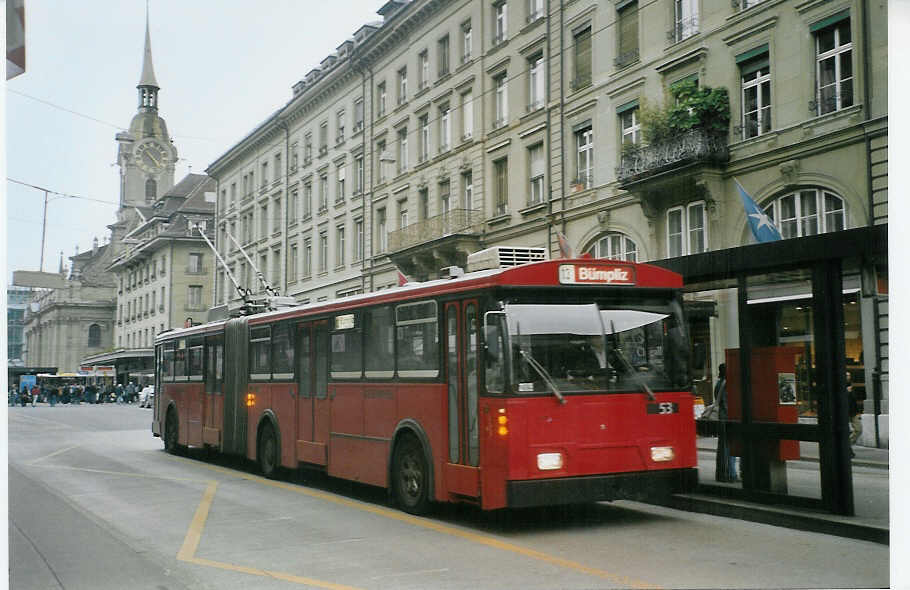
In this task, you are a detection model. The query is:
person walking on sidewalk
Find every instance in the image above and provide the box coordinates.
[847,372,862,457]
[714,363,737,482]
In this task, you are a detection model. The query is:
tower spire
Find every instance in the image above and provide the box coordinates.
[137,3,160,111]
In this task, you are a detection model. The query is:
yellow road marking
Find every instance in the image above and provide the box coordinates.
[177,480,217,560]
[28,444,79,465]
[177,456,661,589]
[183,556,363,590]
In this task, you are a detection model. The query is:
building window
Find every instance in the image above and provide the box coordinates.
[304,133,313,163]
[289,244,298,282]
[319,173,328,211]
[667,201,707,257]
[291,146,298,171]
[419,114,430,162]
[763,188,845,239]
[289,189,298,223]
[336,110,345,144]
[145,178,156,202]
[336,226,346,268]
[438,35,450,77]
[493,1,508,45]
[303,181,313,218]
[303,237,313,277]
[398,67,408,105]
[354,155,364,194]
[439,106,451,152]
[377,140,387,183]
[493,158,508,216]
[815,16,853,115]
[741,53,771,139]
[377,208,388,253]
[262,161,269,186]
[188,253,203,274]
[377,81,387,117]
[461,20,472,63]
[273,196,282,233]
[398,200,409,229]
[620,106,640,147]
[572,27,592,89]
[272,249,281,286]
[575,125,594,189]
[354,98,364,133]
[188,285,203,310]
[673,0,698,43]
[528,54,544,111]
[528,143,545,205]
[260,203,269,239]
[616,1,639,68]
[274,152,282,178]
[230,182,237,203]
[419,188,429,220]
[461,90,474,140]
[336,164,346,202]
[527,0,543,21]
[88,324,101,347]
[439,180,451,215]
[318,231,328,273]
[397,128,409,174]
[588,233,639,262]
[354,219,364,261]
[463,171,474,210]
[419,50,429,90]
[319,122,328,155]
[494,73,508,128]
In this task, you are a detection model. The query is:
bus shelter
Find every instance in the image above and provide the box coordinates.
[656,225,886,516]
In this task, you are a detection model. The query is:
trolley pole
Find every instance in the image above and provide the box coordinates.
[39,189,49,272]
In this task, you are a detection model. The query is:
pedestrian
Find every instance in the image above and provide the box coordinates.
[30,384,39,407]
[713,363,737,483]
[847,372,863,458]
[116,383,124,404]
[126,381,136,404]
[49,385,57,407]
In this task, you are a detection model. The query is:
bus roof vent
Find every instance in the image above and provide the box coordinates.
[466,246,548,272]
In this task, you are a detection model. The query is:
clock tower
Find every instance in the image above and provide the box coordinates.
[115,11,177,210]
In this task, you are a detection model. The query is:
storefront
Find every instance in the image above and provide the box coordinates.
[657,225,886,516]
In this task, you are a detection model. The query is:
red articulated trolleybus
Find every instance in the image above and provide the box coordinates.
[152,247,697,514]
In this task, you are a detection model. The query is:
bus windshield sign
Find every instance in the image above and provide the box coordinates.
[558,263,636,285]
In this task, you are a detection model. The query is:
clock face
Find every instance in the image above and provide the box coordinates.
[135,141,169,173]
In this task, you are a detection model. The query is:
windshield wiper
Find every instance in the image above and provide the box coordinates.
[609,320,656,402]
[518,349,566,405]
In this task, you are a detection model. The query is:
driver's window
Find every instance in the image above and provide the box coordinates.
[484,312,506,393]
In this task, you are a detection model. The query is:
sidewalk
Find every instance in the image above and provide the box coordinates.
[660,437,889,544]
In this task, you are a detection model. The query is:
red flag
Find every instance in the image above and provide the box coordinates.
[397,270,409,286]
[556,231,575,259]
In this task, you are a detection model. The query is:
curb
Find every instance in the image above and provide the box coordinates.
[697,446,888,470]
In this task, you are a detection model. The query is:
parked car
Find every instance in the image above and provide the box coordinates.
[139,385,155,408]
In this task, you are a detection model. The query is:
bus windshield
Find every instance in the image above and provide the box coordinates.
[502,299,688,394]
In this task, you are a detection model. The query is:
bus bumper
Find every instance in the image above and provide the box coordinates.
[506,468,697,508]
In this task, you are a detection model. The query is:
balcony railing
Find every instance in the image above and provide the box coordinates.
[616,128,729,183]
[388,208,484,252]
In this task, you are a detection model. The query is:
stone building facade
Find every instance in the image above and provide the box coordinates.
[207,0,887,444]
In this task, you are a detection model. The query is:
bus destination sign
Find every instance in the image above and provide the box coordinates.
[558,263,636,285]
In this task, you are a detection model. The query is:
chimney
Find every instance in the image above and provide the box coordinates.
[92,237,99,256]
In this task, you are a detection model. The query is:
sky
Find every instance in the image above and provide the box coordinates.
[5,0,383,281]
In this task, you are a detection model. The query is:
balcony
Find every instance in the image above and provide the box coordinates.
[616,128,728,185]
[386,208,485,281]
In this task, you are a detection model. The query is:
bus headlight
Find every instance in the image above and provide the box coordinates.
[650,446,675,462]
[537,452,564,470]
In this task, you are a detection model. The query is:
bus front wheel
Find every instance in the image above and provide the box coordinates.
[392,435,430,515]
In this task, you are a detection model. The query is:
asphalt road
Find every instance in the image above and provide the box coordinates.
[8,404,889,589]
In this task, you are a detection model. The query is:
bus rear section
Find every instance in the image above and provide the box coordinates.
[475,294,697,509]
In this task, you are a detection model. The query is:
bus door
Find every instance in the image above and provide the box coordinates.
[443,300,481,498]
[203,334,224,447]
[296,320,329,465]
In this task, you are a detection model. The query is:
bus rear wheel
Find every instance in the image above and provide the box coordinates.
[258,422,279,479]
[393,435,430,515]
[164,409,179,455]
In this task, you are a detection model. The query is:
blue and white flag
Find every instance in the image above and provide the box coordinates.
[736,179,782,242]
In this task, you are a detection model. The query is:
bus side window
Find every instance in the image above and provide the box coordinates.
[174,340,187,381]
[298,328,311,398]
[163,343,175,382]
[272,323,294,380]
[249,326,271,381]
[484,312,507,393]
[315,323,328,398]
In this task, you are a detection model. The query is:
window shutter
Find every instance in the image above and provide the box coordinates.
[618,3,638,58]
[575,28,591,79]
